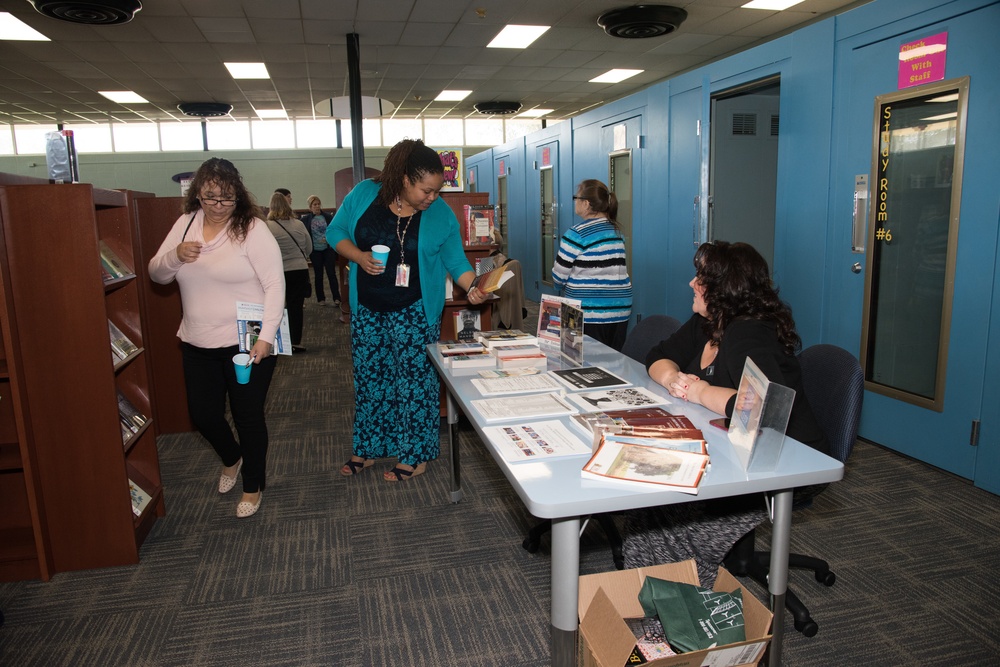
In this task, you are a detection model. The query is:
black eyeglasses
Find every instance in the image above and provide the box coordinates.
[200,197,237,207]
[572,195,585,201]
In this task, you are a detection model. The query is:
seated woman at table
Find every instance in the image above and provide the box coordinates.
[623,240,827,585]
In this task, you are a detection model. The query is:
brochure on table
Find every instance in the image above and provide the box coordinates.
[482,420,593,463]
[565,386,671,412]
[471,392,576,422]
[549,366,631,391]
[470,373,563,396]
[727,357,795,473]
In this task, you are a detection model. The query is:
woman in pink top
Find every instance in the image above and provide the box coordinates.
[149,158,284,518]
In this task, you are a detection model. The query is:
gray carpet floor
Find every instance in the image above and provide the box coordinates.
[1,299,999,666]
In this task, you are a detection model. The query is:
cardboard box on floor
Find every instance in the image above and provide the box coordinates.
[578,560,772,667]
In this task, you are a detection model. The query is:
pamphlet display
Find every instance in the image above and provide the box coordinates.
[537,294,581,344]
[559,302,585,365]
[727,357,795,473]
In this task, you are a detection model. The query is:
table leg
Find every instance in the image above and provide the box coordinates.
[446,390,462,503]
[768,489,792,667]
[550,516,581,667]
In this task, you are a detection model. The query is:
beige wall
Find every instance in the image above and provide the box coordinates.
[0,146,486,208]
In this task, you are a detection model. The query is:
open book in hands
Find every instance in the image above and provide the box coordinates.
[469,262,514,293]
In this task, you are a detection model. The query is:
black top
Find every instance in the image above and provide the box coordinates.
[354,200,422,312]
[645,314,828,454]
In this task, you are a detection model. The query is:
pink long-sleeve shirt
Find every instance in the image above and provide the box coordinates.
[148,210,285,349]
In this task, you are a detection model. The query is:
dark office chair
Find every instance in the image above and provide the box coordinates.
[521,314,683,570]
[724,343,864,637]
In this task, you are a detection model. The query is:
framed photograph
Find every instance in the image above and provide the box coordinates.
[437,148,463,192]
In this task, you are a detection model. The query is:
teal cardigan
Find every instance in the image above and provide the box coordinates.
[327,179,472,327]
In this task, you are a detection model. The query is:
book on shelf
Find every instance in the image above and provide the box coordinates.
[470,392,576,422]
[571,407,703,439]
[476,330,538,348]
[448,353,496,370]
[452,309,482,342]
[481,420,593,463]
[98,240,133,280]
[438,340,488,356]
[565,386,672,412]
[581,433,710,493]
[559,301,585,365]
[462,204,495,246]
[492,343,542,359]
[128,478,152,517]
[497,354,548,370]
[548,366,630,391]
[537,294,581,344]
[117,391,148,442]
[470,372,562,396]
[469,262,514,294]
[236,301,292,355]
[108,319,139,361]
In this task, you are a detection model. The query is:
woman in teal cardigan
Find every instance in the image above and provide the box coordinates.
[328,139,487,481]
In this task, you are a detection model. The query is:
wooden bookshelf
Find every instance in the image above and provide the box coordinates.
[0,178,163,581]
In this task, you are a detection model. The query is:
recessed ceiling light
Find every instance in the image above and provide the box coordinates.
[488,25,550,49]
[590,69,644,84]
[99,91,149,104]
[742,0,805,9]
[435,90,472,102]
[225,62,270,79]
[517,108,553,118]
[254,108,287,119]
[0,12,50,40]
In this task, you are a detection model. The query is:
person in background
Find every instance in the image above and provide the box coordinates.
[552,179,633,351]
[148,157,283,518]
[275,187,292,208]
[266,192,313,353]
[624,240,827,585]
[300,195,341,307]
[328,138,488,482]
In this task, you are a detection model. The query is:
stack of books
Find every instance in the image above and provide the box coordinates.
[438,339,495,369]
[492,342,547,369]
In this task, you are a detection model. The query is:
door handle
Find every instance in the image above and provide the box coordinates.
[851,262,862,274]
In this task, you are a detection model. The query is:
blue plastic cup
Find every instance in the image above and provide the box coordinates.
[371,244,390,266]
[233,353,252,384]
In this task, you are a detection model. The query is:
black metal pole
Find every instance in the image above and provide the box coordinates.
[347,32,365,185]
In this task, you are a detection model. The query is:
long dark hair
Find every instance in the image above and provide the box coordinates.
[374,139,443,207]
[576,179,620,232]
[182,157,261,242]
[694,241,801,356]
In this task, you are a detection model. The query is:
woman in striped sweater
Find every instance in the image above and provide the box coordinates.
[552,179,633,351]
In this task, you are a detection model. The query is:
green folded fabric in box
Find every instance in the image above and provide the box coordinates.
[638,576,746,653]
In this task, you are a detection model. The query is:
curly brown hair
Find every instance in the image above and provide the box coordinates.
[182,157,261,242]
[694,241,801,356]
[374,139,444,207]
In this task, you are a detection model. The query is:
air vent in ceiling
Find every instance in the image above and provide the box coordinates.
[29,0,142,25]
[474,101,522,115]
[598,5,688,39]
[177,102,233,118]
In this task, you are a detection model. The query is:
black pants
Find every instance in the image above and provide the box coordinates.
[181,343,277,493]
[586,320,629,352]
[310,247,340,303]
[284,268,309,345]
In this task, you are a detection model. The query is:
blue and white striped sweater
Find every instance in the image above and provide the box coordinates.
[552,218,632,324]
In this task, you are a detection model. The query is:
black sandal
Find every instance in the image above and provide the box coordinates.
[384,462,427,482]
[341,457,373,476]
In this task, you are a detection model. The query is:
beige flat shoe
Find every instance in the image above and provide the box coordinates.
[236,492,262,518]
[218,458,243,494]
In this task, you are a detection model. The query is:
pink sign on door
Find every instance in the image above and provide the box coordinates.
[898,32,948,90]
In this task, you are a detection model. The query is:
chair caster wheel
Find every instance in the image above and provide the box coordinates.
[817,570,836,586]
[522,537,540,554]
[795,618,819,637]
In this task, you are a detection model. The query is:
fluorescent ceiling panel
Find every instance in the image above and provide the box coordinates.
[0,13,49,41]
[488,25,550,49]
[590,69,643,84]
[225,62,270,79]
[435,90,472,101]
[99,91,150,104]
[742,0,806,9]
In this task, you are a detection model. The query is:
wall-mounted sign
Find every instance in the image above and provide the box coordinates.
[541,146,551,167]
[437,149,462,191]
[898,32,947,90]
